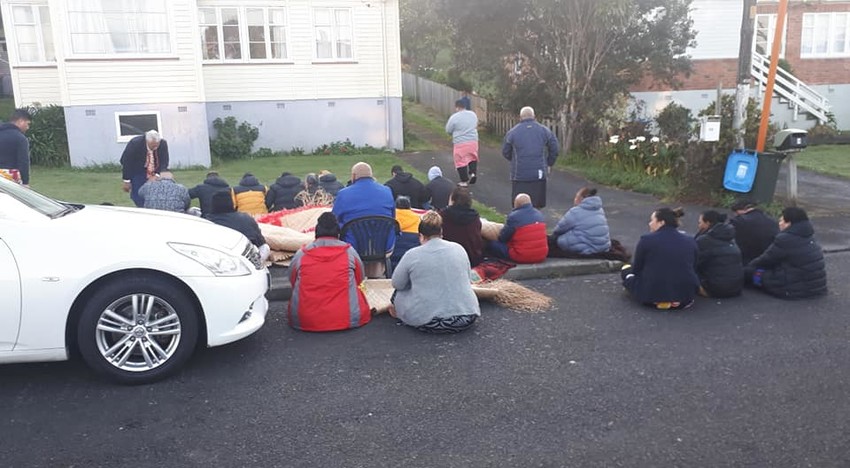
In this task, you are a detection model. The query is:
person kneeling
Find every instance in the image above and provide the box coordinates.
[288,212,371,332]
[389,211,480,334]
[208,190,270,263]
[486,193,548,264]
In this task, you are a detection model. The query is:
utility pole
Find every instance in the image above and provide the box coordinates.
[733,0,757,149]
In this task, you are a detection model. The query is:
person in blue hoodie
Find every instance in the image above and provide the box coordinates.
[622,207,700,310]
[551,187,611,255]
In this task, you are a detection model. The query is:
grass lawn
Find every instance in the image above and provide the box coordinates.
[556,154,676,198]
[793,144,850,179]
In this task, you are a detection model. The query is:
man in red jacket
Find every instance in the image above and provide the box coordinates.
[487,193,548,263]
[288,212,371,331]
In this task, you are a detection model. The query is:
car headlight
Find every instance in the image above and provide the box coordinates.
[169,243,251,276]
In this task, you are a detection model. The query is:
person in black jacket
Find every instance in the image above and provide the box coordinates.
[188,171,230,218]
[746,207,827,299]
[695,210,743,298]
[425,166,455,210]
[208,191,270,262]
[265,172,303,211]
[120,130,169,207]
[385,165,428,209]
[622,207,700,310]
[318,170,345,197]
[730,199,778,265]
[0,109,32,186]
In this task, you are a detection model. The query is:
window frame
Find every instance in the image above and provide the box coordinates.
[801,12,850,59]
[199,6,291,64]
[752,13,786,58]
[114,111,162,144]
[312,7,355,63]
[6,2,56,65]
[64,0,177,60]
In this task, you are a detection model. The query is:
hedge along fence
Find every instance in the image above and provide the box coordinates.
[27,105,70,167]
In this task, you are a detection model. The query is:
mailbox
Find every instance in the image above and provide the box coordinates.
[774,128,808,151]
[699,115,721,142]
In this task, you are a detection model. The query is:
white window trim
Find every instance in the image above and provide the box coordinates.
[801,12,850,59]
[311,7,356,63]
[64,1,178,60]
[115,111,162,143]
[199,6,292,64]
[752,13,786,58]
[5,2,56,66]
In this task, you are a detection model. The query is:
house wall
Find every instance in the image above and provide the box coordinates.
[64,102,211,168]
[205,96,403,152]
[688,0,743,60]
[13,67,60,105]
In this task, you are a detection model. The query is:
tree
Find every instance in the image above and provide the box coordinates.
[399,0,455,75]
[444,0,695,153]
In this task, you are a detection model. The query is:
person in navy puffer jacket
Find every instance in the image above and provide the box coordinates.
[552,187,611,255]
[265,172,303,211]
[188,171,229,219]
[486,193,548,263]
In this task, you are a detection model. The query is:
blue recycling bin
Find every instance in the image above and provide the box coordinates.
[723,149,759,193]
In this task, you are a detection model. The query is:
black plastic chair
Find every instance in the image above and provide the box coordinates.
[340,215,400,278]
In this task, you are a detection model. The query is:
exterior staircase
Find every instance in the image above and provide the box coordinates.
[750,51,831,124]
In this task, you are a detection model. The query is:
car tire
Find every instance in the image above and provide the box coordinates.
[77,275,200,385]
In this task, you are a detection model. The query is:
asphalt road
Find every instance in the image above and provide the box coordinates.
[2,253,848,467]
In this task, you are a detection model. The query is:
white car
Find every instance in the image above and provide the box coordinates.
[0,177,269,384]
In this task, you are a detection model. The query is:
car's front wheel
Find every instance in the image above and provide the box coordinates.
[77,275,200,384]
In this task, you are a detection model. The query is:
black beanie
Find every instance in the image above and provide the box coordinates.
[211,190,235,214]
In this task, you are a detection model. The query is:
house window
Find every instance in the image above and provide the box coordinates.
[9,4,55,63]
[199,7,288,62]
[115,111,161,143]
[801,12,850,58]
[314,8,352,60]
[753,14,785,58]
[67,0,170,55]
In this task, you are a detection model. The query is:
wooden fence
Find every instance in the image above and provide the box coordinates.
[402,72,566,148]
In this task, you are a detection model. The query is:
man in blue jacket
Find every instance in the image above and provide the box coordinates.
[502,106,559,208]
[332,161,396,249]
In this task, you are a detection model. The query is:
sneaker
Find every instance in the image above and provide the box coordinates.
[458,181,469,187]
[469,173,477,185]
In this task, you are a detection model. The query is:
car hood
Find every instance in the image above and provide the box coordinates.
[64,205,246,251]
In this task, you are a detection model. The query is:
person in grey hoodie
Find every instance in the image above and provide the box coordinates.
[389,211,480,334]
[552,187,611,255]
[445,99,479,184]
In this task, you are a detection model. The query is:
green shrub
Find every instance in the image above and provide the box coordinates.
[209,117,259,161]
[655,102,693,143]
[27,105,70,167]
[311,139,381,156]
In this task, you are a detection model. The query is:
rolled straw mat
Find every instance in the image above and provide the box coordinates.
[478,279,554,313]
[480,219,504,241]
[259,223,314,252]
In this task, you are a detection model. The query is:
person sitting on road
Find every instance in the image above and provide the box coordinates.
[621,207,700,310]
[304,173,320,196]
[207,190,270,262]
[265,172,303,212]
[440,185,484,266]
[425,165,455,210]
[551,187,611,255]
[729,199,779,265]
[188,171,230,219]
[385,164,428,209]
[391,196,421,270]
[745,206,827,299]
[332,162,396,275]
[389,211,480,334]
[138,172,191,213]
[695,210,744,298]
[486,193,548,264]
[287,212,371,332]
[318,169,345,198]
[232,172,268,216]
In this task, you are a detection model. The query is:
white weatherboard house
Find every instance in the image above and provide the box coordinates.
[0,0,403,168]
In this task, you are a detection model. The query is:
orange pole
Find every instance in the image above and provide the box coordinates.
[756,0,789,152]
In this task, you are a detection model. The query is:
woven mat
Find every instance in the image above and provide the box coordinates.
[481,219,504,241]
[259,223,314,252]
[362,279,500,315]
[257,206,332,233]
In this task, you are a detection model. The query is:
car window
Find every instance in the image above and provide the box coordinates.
[0,177,69,218]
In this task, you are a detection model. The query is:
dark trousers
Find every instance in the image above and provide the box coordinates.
[129,173,148,207]
[511,179,546,208]
[456,161,478,182]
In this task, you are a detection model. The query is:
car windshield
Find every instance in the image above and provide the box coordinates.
[0,177,73,217]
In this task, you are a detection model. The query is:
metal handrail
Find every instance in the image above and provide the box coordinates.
[751,51,830,123]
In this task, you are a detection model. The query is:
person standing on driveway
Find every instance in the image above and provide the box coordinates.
[502,106,559,208]
[445,99,479,185]
[0,109,32,186]
[120,130,169,207]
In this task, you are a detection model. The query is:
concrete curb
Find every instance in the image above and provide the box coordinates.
[266,258,624,302]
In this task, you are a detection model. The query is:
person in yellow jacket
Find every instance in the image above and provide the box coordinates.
[232,173,268,216]
[391,196,421,269]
